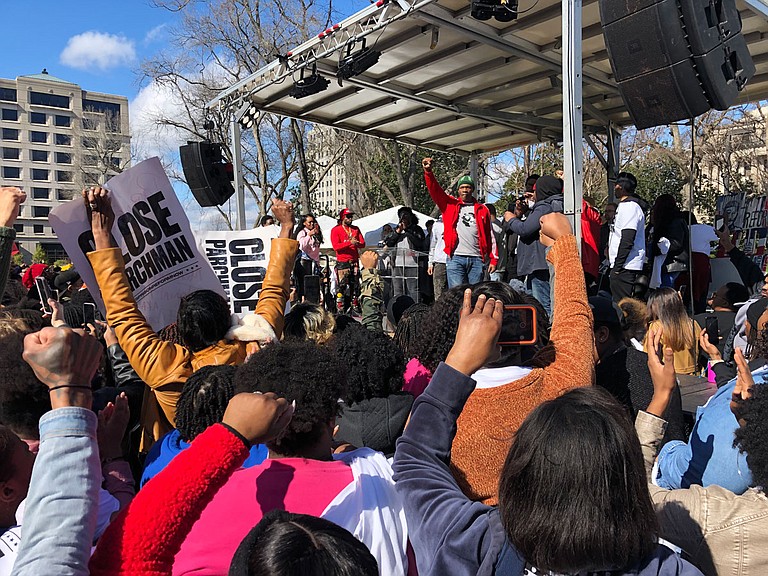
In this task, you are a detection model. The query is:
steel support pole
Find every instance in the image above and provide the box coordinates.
[562,0,583,251]
[606,125,622,204]
[230,116,246,230]
[470,152,482,201]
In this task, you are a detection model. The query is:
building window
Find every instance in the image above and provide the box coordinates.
[84,172,101,186]
[33,206,50,218]
[30,131,48,143]
[56,171,73,183]
[31,149,49,162]
[56,189,75,201]
[2,147,19,160]
[30,112,47,125]
[31,168,49,181]
[29,91,70,109]
[2,128,19,140]
[82,98,121,124]
[55,152,72,164]
[33,224,45,235]
[54,115,71,127]
[111,157,122,168]
[55,133,72,146]
[0,88,17,102]
[82,117,99,131]
[1,108,18,121]
[32,187,50,200]
[82,137,97,149]
[2,166,21,179]
[13,224,23,233]
[83,154,98,167]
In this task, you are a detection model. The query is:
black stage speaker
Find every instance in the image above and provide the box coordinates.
[179,141,235,207]
[599,0,754,129]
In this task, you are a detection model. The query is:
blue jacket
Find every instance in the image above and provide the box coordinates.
[393,362,703,576]
[141,429,268,487]
[655,368,767,494]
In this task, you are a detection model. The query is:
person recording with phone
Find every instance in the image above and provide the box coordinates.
[384,207,426,300]
[446,212,595,504]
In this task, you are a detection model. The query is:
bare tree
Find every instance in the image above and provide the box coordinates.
[135,0,337,229]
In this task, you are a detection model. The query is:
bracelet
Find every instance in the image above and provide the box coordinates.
[48,385,92,392]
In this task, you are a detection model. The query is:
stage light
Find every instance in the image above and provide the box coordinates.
[239,104,259,129]
[337,39,381,80]
[471,0,518,22]
[290,64,330,99]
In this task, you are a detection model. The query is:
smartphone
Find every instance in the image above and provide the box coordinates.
[705,315,720,347]
[715,215,725,231]
[83,302,97,327]
[35,276,53,314]
[498,305,537,346]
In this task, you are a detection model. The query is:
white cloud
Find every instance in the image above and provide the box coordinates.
[143,24,167,45]
[60,31,136,71]
[129,80,189,162]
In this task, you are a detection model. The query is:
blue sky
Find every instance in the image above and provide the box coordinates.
[0,0,370,102]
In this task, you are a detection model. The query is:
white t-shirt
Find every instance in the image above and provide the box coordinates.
[609,199,646,271]
[454,204,481,257]
[690,224,719,254]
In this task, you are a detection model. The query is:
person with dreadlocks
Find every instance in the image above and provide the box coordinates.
[139,365,268,487]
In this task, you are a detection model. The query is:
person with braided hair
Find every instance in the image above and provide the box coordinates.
[139,365,268,487]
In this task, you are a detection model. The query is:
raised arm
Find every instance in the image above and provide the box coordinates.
[12,328,103,576]
[423,157,452,213]
[84,187,191,391]
[393,291,506,576]
[0,187,25,299]
[89,392,294,576]
[534,213,595,390]
[253,200,299,340]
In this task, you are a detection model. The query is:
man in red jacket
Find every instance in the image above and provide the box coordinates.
[422,157,496,287]
[330,208,366,285]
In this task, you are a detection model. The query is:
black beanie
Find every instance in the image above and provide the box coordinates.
[534,175,563,200]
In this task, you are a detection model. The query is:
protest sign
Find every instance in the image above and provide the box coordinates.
[716,192,768,274]
[199,227,278,316]
[49,157,225,331]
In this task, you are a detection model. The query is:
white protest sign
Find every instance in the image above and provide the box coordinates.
[199,227,278,316]
[49,157,225,331]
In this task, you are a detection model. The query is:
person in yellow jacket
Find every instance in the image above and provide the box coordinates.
[83,187,298,451]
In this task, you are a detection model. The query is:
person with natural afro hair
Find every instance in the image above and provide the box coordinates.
[330,323,412,456]
[234,340,346,457]
[112,338,410,575]
[140,365,268,487]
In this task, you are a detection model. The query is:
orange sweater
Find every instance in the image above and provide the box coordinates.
[450,235,595,505]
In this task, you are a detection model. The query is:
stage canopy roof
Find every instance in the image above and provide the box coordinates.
[208,0,768,155]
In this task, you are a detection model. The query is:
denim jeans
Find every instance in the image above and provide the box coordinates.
[446,255,485,288]
[526,269,551,319]
[13,407,100,576]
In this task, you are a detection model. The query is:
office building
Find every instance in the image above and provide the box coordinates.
[0,69,130,261]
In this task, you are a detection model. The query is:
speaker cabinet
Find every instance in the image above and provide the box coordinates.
[304,275,321,304]
[179,141,235,207]
[599,0,754,129]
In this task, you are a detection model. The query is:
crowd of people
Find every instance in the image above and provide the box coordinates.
[0,161,766,576]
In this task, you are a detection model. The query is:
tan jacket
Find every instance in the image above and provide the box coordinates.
[637,410,768,576]
[87,238,298,451]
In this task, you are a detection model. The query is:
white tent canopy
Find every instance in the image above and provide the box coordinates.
[354,206,433,247]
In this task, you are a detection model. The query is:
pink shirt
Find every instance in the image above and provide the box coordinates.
[403,357,432,399]
[297,228,321,262]
[173,458,354,575]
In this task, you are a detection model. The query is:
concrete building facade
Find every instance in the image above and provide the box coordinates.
[0,70,130,261]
